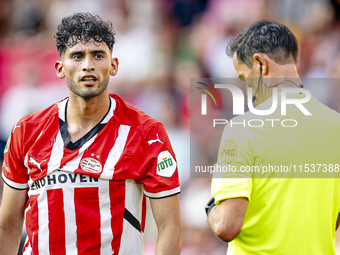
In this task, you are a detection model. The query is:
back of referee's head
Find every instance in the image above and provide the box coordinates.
[227,20,298,69]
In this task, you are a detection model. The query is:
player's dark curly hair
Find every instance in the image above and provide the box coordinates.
[227,20,298,68]
[55,12,116,56]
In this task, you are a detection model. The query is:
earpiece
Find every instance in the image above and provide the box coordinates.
[253,60,303,104]
[253,62,263,103]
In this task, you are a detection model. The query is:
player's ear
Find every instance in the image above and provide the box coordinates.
[253,54,268,75]
[55,61,65,79]
[109,57,118,76]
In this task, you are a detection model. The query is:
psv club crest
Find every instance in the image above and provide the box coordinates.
[80,157,102,173]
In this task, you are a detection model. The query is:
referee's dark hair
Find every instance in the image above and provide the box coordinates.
[55,12,116,57]
[227,20,298,69]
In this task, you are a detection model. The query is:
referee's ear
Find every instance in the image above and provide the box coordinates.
[55,61,65,79]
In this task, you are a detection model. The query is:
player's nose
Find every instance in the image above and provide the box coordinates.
[82,55,95,72]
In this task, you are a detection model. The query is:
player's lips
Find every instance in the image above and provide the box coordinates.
[80,75,97,85]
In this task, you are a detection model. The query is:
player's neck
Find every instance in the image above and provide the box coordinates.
[66,91,110,143]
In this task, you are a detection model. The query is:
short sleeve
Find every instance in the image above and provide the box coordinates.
[131,122,180,199]
[2,121,28,190]
[211,120,253,204]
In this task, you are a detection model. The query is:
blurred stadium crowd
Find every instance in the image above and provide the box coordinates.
[0,0,340,254]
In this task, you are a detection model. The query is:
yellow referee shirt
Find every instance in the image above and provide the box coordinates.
[212,92,340,255]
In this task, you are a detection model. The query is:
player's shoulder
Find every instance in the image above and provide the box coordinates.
[110,94,163,132]
[16,98,64,127]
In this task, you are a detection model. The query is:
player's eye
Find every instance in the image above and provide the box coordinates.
[72,54,83,60]
[95,54,104,59]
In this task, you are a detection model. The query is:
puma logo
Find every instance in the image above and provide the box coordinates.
[29,157,46,172]
[148,133,164,145]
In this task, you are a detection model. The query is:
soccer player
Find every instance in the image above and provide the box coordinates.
[0,13,182,255]
[206,20,340,254]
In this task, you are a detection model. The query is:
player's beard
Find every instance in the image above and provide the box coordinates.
[66,75,110,101]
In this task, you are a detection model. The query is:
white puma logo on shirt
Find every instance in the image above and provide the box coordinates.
[148,133,164,145]
[29,157,46,172]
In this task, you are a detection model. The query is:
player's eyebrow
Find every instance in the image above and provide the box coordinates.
[69,50,84,56]
[93,50,107,55]
[68,50,107,56]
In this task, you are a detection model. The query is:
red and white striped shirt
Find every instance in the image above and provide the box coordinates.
[2,94,180,255]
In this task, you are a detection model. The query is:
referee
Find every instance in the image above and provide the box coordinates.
[206,20,340,254]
